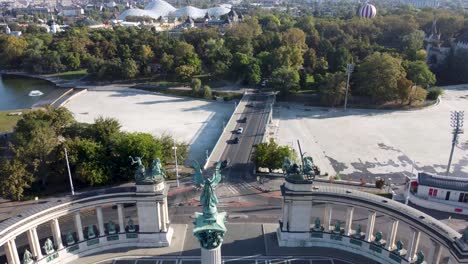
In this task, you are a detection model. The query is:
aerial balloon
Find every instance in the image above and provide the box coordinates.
[359,3,377,19]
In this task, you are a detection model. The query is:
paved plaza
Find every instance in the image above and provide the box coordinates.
[65,88,233,163]
[272,85,468,183]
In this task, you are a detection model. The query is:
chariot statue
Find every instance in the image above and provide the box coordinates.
[130,156,166,184]
[281,140,319,181]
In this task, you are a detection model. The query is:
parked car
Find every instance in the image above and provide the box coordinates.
[236,127,244,134]
[232,137,239,144]
[239,117,247,123]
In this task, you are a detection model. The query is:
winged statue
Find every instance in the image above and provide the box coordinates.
[192,160,222,221]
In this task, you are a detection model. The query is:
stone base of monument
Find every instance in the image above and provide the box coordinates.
[136,181,165,194]
[137,227,174,247]
[201,245,222,264]
[277,228,400,264]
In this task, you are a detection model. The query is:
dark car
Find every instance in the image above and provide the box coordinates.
[239,117,247,123]
[220,159,229,169]
[232,137,239,144]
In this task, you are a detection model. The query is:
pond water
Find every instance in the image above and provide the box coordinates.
[0,75,58,111]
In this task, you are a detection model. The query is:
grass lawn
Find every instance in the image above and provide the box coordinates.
[50,69,87,81]
[0,110,26,132]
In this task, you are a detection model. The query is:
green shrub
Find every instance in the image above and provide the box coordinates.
[426,87,444,100]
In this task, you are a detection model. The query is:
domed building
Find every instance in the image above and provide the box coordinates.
[119,0,231,20]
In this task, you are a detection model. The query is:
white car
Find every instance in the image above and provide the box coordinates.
[236,127,244,134]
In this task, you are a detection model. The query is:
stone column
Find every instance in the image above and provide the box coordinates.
[344,207,354,236]
[27,227,43,259]
[160,201,168,232]
[117,204,125,234]
[201,245,222,264]
[430,239,442,264]
[4,239,21,264]
[50,218,64,250]
[408,228,421,261]
[282,200,289,231]
[164,198,170,225]
[365,211,376,242]
[74,212,84,241]
[156,202,162,232]
[386,219,399,250]
[96,206,105,236]
[323,204,332,232]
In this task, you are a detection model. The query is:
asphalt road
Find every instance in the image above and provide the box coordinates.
[220,92,274,182]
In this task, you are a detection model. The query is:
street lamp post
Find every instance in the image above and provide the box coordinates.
[64,147,75,196]
[58,136,75,196]
[446,111,464,175]
[344,63,354,111]
[172,142,180,188]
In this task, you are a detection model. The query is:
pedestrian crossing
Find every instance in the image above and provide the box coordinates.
[222,182,257,195]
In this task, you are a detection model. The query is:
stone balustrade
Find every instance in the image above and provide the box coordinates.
[278,179,468,264]
[0,182,172,264]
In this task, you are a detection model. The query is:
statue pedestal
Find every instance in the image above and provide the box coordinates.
[136,181,165,194]
[193,212,227,264]
[136,181,172,247]
[201,245,222,264]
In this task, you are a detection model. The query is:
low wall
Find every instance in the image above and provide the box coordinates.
[409,192,468,215]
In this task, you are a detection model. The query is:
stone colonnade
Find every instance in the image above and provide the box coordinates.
[278,180,458,264]
[2,182,171,264]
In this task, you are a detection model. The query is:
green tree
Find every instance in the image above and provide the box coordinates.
[319,72,346,107]
[247,62,262,85]
[396,77,413,104]
[0,160,33,201]
[65,138,109,186]
[121,58,139,79]
[354,52,406,102]
[401,30,424,60]
[202,85,212,99]
[252,139,293,172]
[270,67,300,95]
[88,117,121,143]
[281,28,307,50]
[175,65,198,80]
[156,133,189,164]
[12,123,59,187]
[303,48,317,74]
[111,132,163,180]
[191,78,202,96]
[328,47,351,72]
[403,60,436,88]
[0,35,28,67]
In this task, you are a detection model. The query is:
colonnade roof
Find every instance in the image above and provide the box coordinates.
[0,186,135,237]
